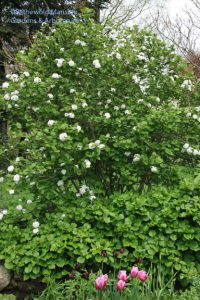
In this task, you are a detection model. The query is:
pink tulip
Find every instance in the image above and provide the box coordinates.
[95,274,108,289]
[130,266,139,278]
[137,270,148,283]
[118,270,128,281]
[116,280,126,290]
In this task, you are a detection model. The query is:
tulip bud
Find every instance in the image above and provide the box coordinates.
[113,251,118,257]
[130,266,139,278]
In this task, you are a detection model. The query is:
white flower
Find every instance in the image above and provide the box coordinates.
[11,95,19,101]
[82,102,88,108]
[70,89,76,94]
[98,144,105,149]
[132,75,140,84]
[27,199,32,204]
[111,88,116,92]
[59,133,68,141]
[55,58,65,67]
[52,73,61,79]
[60,48,65,52]
[84,159,91,168]
[7,165,14,173]
[9,189,15,195]
[2,82,9,88]
[104,112,111,119]
[2,209,7,215]
[32,221,40,228]
[193,114,198,119]
[68,60,75,67]
[95,140,101,145]
[183,143,190,149]
[4,93,10,100]
[88,143,95,149]
[125,110,130,115]
[137,99,143,104]
[76,125,81,132]
[13,174,20,183]
[90,195,96,201]
[151,166,158,173]
[114,106,119,111]
[16,205,23,211]
[61,169,66,175]
[33,228,39,234]
[93,59,101,69]
[57,180,64,187]
[71,104,78,110]
[20,82,26,88]
[23,71,30,77]
[76,193,81,197]
[16,157,20,162]
[61,214,66,218]
[0,213,3,220]
[125,152,131,157]
[0,177,4,183]
[187,147,193,154]
[65,112,75,119]
[48,120,55,126]
[133,154,141,162]
[11,74,19,82]
[34,77,41,84]
[186,112,192,117]
[48,93,54,99]
[116,52,121,60]
[193,149,199,156]
[79,185,88,194]
[181,79,193,90]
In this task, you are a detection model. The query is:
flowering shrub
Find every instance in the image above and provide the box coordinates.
[0,12,200,280]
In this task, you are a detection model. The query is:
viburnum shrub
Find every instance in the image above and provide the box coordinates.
[0,11,200,280]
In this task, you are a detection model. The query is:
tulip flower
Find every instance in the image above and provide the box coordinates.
[116,280,126,290]
[137,270,148,283]
[130,266,139,278]
[118,270,128,281]
[95,274,108,289]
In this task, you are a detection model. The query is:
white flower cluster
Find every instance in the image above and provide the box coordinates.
[34,77,42,84]
[59,132,68,141]
[48,120,55,126]
[52,73,61,79]
[32,221,40,234]
[181,79,193,91]
[0,209,8,220]
[151,166,158,173]
[68,60,75,67]
[2,82,9,89]
[76,184,96,201]
[133,154,141,162]
[4,90,19,101]
[65,112,75,118]
[93,59,101,69]
[13,174,20,183]
[84,159,91,168]
[186,112,200,122]
[75,39,86,46]
[55,58,65,67]
[182,143,200,156]
[88,140,105,150]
